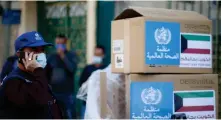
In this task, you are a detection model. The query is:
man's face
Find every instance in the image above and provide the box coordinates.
[55,37,66,45]
[23,46,45,54]
[16,46,45,62]
[94,48,104,57]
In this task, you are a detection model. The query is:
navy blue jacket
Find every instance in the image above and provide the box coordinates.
[0,55,18,81]
[79,64,106,87]
[47,51,78,94]
[0,67,62,119]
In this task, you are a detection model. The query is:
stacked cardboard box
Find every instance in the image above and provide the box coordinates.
[111,7,218,119]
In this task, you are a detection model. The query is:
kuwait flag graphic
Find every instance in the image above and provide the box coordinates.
[181,33,211,54]
[174,90,215,112]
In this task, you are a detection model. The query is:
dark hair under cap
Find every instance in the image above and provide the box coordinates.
[96,45,105,54]
[56,34,68,40]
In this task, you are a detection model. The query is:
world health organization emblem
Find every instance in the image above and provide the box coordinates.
[141,87,162,105]
[154,27,171,45]
[35,33,42,41]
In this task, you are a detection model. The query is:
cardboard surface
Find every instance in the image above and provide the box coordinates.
[111,7,212,73]
[125,74,219,119]
[112,76,126,119]
[115,7,208,20]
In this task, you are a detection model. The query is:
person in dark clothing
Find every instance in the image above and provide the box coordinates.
[0,54,18,81]
[79,45,107,118]
[47,34,78,119]
[0,31,62,119]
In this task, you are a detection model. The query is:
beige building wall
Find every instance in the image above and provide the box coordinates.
[0,1,37,69]
[86,1,97,64]
[18,1,37,35]
[9,2,21,56]
[0,1,21,68]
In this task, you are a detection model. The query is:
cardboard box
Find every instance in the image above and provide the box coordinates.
[111,7,212,73]
[125,74,219,119]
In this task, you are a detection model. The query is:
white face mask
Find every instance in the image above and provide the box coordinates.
[92,56,103,64]
[36,53,47,68]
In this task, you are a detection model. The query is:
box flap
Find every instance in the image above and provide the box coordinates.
[114,8,143,20]
[114,6,209,20]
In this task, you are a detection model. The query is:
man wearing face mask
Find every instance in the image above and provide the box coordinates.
[46,34,78,119]
[0,31,62,119]
[79,45,107,118]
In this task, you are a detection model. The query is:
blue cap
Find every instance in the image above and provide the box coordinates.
[14,31,53,52]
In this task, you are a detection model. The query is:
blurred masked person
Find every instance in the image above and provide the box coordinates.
[0,31,62,119]
[79,45,107,118]
[47,34,78,119]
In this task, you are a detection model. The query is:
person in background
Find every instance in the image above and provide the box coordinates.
[79,45,107,118]
[0,31,62,119]
[46,34,78,119]
[0,54,18,81]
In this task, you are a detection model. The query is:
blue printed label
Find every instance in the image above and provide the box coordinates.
[145,21,180,65]
[130,81,173,119]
